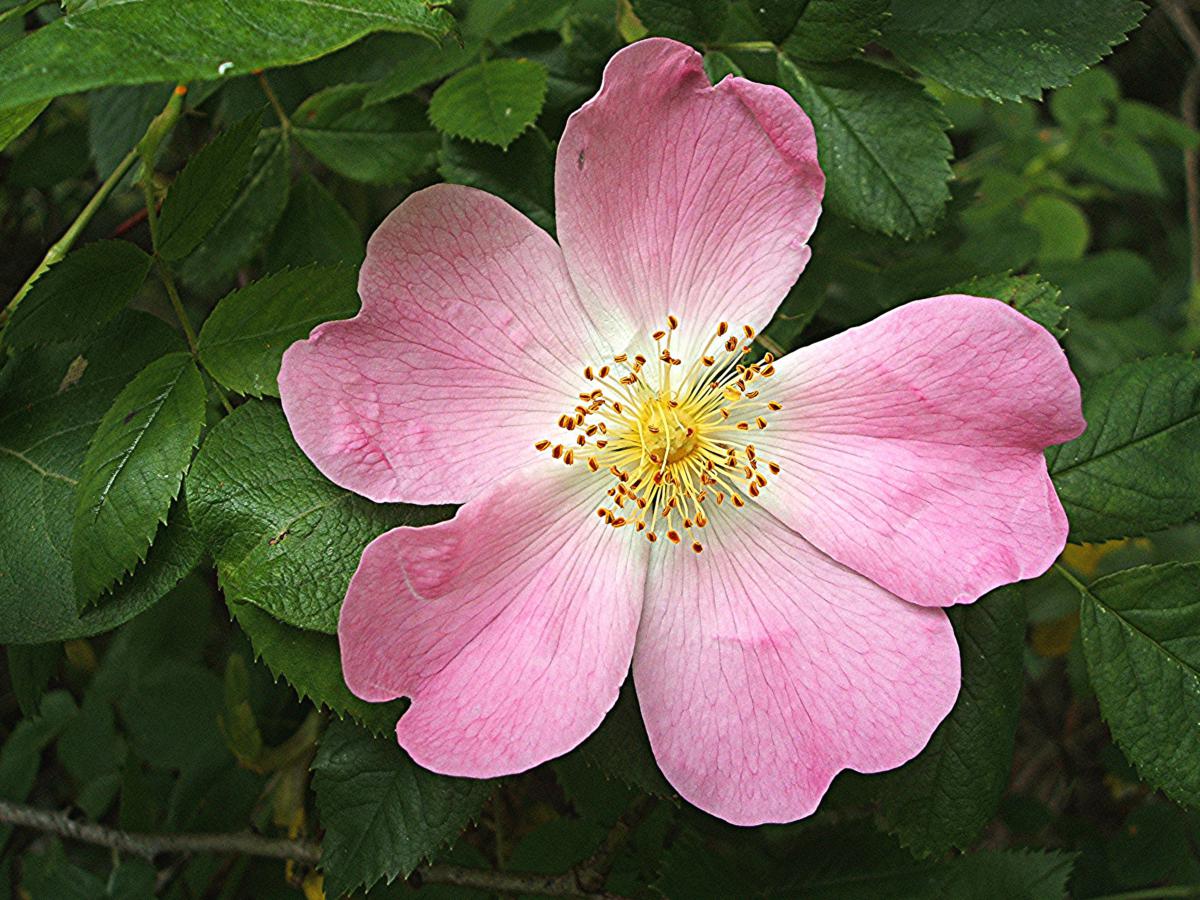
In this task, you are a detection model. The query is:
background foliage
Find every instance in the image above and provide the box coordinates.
[1,0,1199,897]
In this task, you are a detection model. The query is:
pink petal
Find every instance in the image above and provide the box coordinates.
[279,184,607,504]
[633,501,959,826]
[756,295,1085,607]
[339,465,647,777]
[555,37,824,362]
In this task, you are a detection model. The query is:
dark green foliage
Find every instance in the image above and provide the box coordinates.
[1077,563,1200,807]
[313,718,493,895]
[0,1,1198,896]
[1048,357,1200,542]
[4,241,152,349]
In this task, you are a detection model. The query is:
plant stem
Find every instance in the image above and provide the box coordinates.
[0,800,631,899]
[1053,561,1089,594]
[256,71,292,131]
[0,0,45,26]
[4,146,139,317]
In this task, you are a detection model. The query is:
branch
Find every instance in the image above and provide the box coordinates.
[0,800,634,899]
[0,800,320,864]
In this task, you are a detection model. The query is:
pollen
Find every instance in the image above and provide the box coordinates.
[535,316,784,548]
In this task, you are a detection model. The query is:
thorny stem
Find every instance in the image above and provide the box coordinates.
[0,799,637,899]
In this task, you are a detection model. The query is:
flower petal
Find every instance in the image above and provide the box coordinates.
[633,501,959,826]
[339,464,648,777]
[756,295,1085,607]
[555,37,824,362]
[279,183,607,504]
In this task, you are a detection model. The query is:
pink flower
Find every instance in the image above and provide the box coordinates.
[278,38,1084,825]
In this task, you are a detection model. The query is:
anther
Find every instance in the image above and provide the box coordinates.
[535,440,551,451]
[667,530,682,544]
[717,322,729,336]
[691,541,703,553]
[667,315,679,329]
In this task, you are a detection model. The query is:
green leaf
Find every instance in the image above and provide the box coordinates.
[1047,356,1200,542]
[1022,194,1090,263]
[776,56,952,238]
[266,173,363,272]
[71,352,206,603]
[363,35,480,106]
[294,85,437,184]
[438,128,555,232]
[178,129,291,291]
[943,849,1077,900]
[628,0,729,43]
[429,58,548,149]
[0,98,46,151]
[156,112,260,261]
[463,0,569,45]
[1070,129,1164,196]
[5,643,60,717]
[1118,99,1200,149]
[879,0,1145,101]
[747,0,813,44]
[783,0,889,63]
[0,692,78,849]
[1038,250,1157,321]
[3,240,152,350]
[1049,68,1119,131]
[0,313,200,645]
[86,84,174,179]
[952,273,1067,338]
[0,0,453,110]
[1076,562,1200,808]
[313,717,493,895]
[186,400,453,632]
[230,600,405,735]
[198,265,360,398]
[876,587,1026,856]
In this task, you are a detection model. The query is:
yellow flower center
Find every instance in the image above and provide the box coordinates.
[535,317,782,553]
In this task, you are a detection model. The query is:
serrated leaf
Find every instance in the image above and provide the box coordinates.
[747,0,813,44]
[1076,562,1200,808]
[266,174,363,272]
[628,0,729,43]
[1047,356,1200,542]
[198,265,360,398]
[156,113,260,261]
[72,351,206,603]
[876,586,1025,856]
[783,0,889,63]
[313,717,493,895]
[5,643,60,717]
[364,35,480,106]
[3,241,152,350]
[952,273,1066,338]
[186,401,452,632]
[776,56,952,238]
[0,313,200,644]
[0,99,46,152]
[428,58,548,149]
[178,129,291,290]
[879,0,1145,101]
[0,0,453,110]
[438,128,555,232]
[943,849,1077,900]
[230,600,404,735]
[294,85,437,184]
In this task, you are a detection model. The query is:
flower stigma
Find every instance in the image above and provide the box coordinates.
[535,317,782,553]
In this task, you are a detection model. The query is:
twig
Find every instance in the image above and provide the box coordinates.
[0,800,321,864]
[0,800,634,899]
[256,71,292,132]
